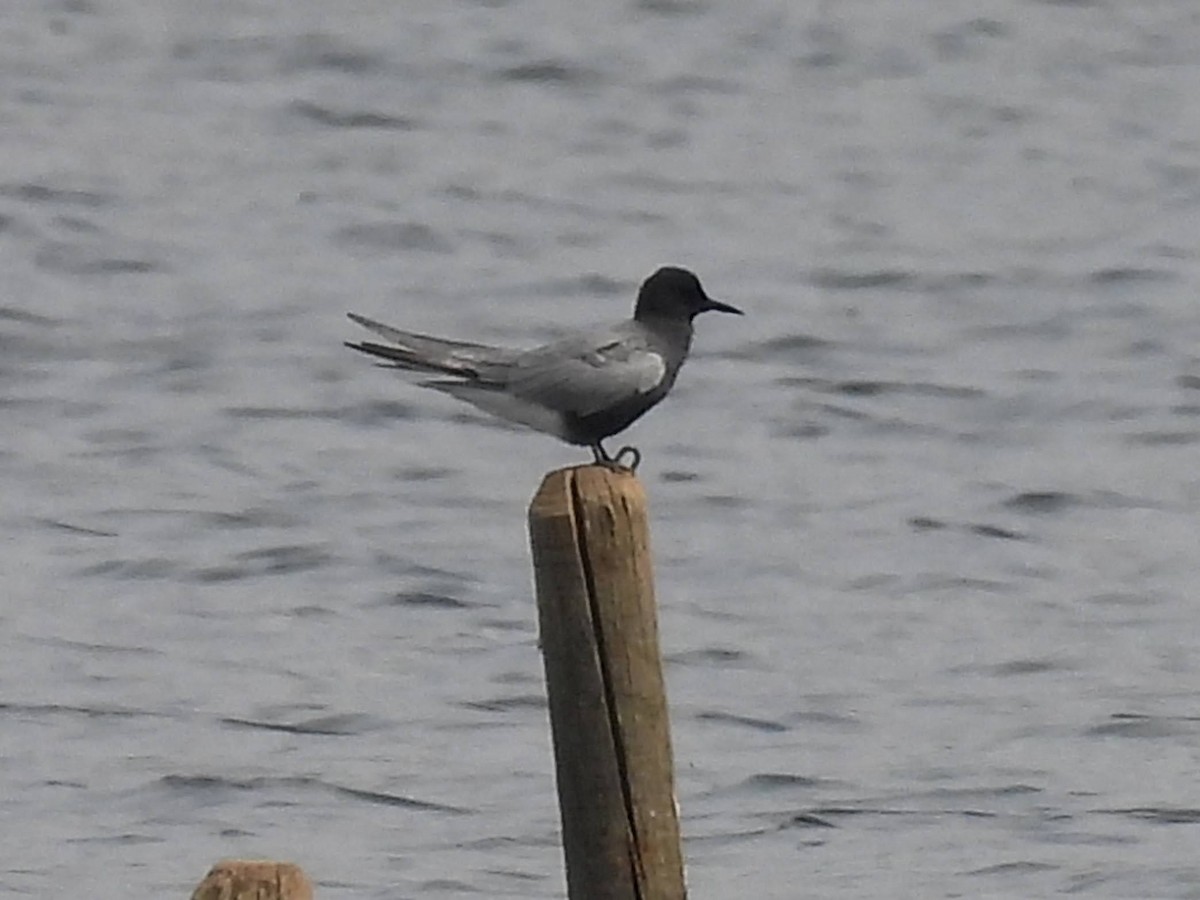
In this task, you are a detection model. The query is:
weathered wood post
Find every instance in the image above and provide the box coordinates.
[190,860,313,900]
[528,465,686,900]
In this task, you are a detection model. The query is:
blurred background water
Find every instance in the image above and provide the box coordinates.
[3,1,1200,897]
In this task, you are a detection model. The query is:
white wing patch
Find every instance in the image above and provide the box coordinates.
[580,341,665,392]
[633,351,666,393]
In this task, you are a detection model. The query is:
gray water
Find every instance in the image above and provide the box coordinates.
[3,2,1200,897]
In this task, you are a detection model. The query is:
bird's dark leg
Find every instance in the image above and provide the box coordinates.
[589,441,640,472]
[613,446,641,472]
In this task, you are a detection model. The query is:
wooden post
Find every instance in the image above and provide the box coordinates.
[190,860,313,900]
[528,465,686,900]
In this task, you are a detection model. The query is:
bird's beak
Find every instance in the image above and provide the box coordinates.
[703,297,744,315]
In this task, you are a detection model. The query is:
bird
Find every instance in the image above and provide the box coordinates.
[344,266,742,470]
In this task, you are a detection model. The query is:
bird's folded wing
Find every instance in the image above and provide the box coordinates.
[507,338,667,416]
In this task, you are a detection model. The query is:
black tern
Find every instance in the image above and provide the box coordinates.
[345,266,742,470]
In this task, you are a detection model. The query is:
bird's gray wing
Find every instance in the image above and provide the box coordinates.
[505,330,667,416]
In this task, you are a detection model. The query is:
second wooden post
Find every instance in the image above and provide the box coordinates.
[528,465,686,900]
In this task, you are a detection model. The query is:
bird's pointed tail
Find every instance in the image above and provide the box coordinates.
[345,312,516,376]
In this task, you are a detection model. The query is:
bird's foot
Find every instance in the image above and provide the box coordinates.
[611,445,641,472]
[589,443,641,473]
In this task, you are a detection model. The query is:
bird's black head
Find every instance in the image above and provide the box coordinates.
[633,266,743,322]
